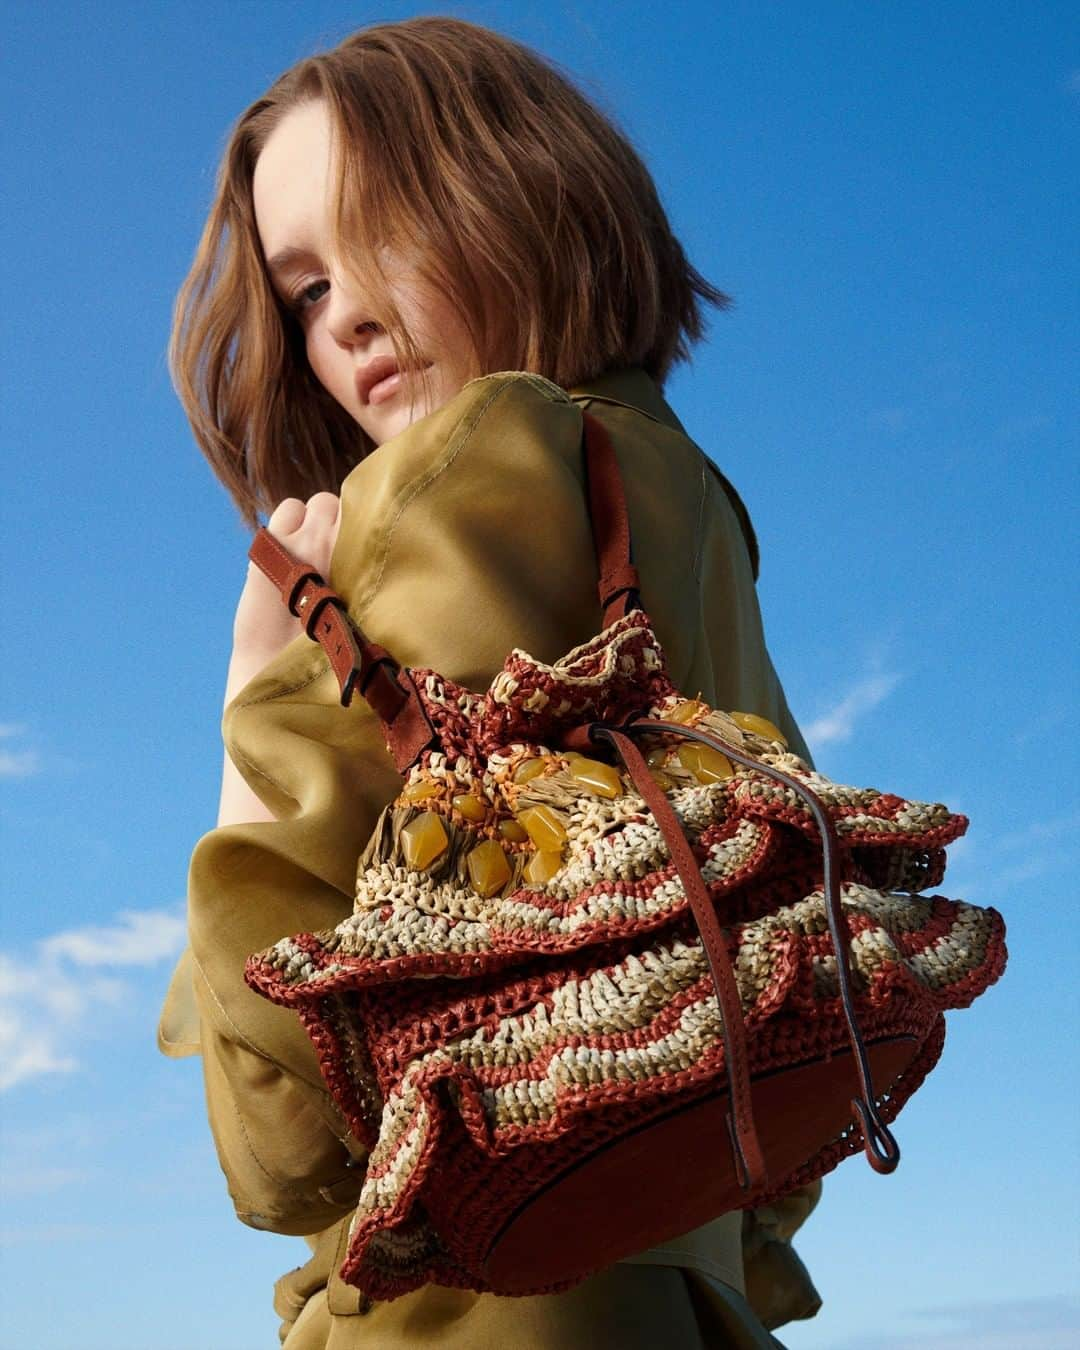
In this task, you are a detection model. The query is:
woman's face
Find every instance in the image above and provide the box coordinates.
[253,100,477,447]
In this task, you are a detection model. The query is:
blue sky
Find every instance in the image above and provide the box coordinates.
[1,2,1077,1347]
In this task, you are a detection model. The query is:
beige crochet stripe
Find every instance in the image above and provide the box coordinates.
[347,1005,722,1227]
[359,1090,432,1214]
[476,998,724,1129]
[352,1080,428,1226]
[385,885,990,1090]
[905,904,997,993]
[264,820,763,974]
[264,857,970,998]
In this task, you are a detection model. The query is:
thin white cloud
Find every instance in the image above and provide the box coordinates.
[993,807,1080,854]
[42,909,186,967]
[803,670,902,747]
[0,723,40,779]
[0,1006,76,1089]
[826,1296,1080,1350]
[942,805,1080,903]
[0,907,186,1092]
[0,1166,90,1196]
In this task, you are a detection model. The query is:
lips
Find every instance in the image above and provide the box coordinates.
[355,355,401,406]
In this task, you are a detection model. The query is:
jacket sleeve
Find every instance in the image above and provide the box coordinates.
[163,373,611,1234]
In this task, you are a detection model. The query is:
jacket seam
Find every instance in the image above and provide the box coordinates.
[196,955,317,1207]
[228,1090,308,1206]
[568,389,668,430]
[224,733,302,807]
[704,459,761,582]
[674,459,709,693]
[232,659,328,709]
[192,947,333,1101]
[692,456,707,583]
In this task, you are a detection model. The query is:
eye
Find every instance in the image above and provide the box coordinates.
[289,278,330,312]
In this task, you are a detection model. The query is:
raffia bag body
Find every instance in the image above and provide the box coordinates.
[245,412,1006,1301]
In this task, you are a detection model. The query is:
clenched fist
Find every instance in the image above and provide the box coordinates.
[231,492,343,663]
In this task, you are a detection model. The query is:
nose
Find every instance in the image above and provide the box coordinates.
[323,265,381,349]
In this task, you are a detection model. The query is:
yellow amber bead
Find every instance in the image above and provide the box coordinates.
[524,850,563,885]
[649,769,675,790]
[498,818,529,843]
[677,743,735,784]
[400,811,449,870]
[467,839,512,897]
[730,711,788,746]
[516,805,568,851]
[452,793,487,822]
[569,756,622,799]
[668,698,708,724]
[513,757,548,784]
[646,746,669,769]
[403,778,440,803]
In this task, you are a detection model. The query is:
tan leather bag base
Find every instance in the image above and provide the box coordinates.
[482,1035,920,1293]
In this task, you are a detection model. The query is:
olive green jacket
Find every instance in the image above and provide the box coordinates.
[159,368,821,1347]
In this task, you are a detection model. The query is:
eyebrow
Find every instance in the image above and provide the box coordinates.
[265,245,316,278]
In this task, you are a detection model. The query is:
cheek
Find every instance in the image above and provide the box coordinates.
[422,315,474,382]
[304,327,345,401]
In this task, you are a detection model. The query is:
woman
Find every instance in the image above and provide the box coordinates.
[158,17,822,1347]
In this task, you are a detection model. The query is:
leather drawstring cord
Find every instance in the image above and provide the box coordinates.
[592,718,902,1185]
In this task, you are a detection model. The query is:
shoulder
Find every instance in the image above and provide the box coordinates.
[340,372,579,502]
[569,385,761,582]
[702,460,760,582]
[464,369,575,406]
[330,373,588,617]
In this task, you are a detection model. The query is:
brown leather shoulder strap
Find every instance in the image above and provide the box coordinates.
[581,412,643,626]
[246,529,435,772]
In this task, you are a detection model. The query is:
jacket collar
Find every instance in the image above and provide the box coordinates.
[566,367,688,435]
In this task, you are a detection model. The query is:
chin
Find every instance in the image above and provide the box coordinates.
[360,401,427,448]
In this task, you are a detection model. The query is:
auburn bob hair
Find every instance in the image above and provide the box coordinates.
[169,16,732,529]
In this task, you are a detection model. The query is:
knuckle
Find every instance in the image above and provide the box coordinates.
[305,492,340,517]
[268,497,306,531]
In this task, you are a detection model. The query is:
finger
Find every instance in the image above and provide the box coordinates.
[304,492,341,522]
[267,497,306,537]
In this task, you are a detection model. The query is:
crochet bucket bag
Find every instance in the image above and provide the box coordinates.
[245,411,1006,1301]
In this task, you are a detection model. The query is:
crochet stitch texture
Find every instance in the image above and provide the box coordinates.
[246,606,1006,1300]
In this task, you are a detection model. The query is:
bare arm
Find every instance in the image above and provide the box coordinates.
[216,648,280,827]
[216,492,342,829]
